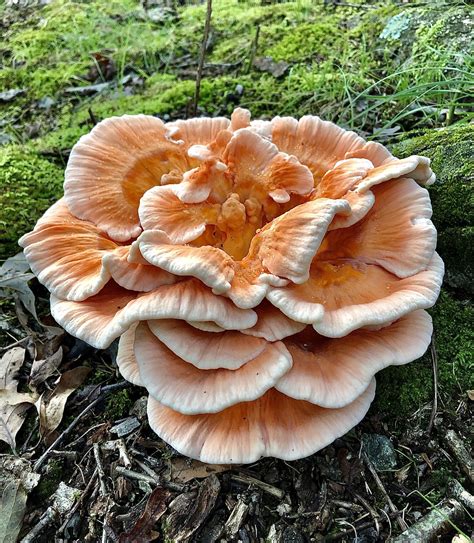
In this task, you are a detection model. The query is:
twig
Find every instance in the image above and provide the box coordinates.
[246,24,260,74]
[427,335,438,434]
[115,466,158,485]
[0,336,28,352]
[116,438,132,467]
[444,431,474,485]
[391,496,471,543]
[448,479,474,511]
[353,492,380,534]
[88,107,98,126]
[192,0,212,116]
[231,473,285,500]
[326,514,395,542]
[362,453,408,532]
[115,458,185,492]
[20,508,57,543]
[33,381,130,471]
[93,443,107,496]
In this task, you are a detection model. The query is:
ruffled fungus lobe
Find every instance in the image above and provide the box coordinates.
[20,109,443,463]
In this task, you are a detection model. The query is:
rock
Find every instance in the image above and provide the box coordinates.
[0,133,13,145]
[0,88,26,102]
[37,97,55,109]
[253,57,290,78]
[361,434,397,471]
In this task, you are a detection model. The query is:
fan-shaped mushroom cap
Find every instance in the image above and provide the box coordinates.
[134,323,292,415]
[277,310,432,408]
[147,380,376,464]
[64,115,187,241]
[267,253,443,335]
[51,280,257,349]
[116,323,142,386]
[19,199,116,301]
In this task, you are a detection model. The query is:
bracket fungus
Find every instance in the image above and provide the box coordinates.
[20,108,444,464]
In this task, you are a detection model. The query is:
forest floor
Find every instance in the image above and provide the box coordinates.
[0,1,473,542]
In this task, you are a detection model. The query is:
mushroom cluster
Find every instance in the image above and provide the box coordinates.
[20,108,443,463]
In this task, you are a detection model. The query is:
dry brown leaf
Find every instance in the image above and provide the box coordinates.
[0,347,25,390]
[118,487,170,543]
[0,391,36,449]
[170,457,230,484]
[37,366,91,437]
[166,475,220,542]
[29,347,63,390]
[0,347,36,449]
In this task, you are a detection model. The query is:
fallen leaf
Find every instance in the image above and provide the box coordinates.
[171,457,230,484]
[0,457,40,543]
[37,366,91,437]
[0,347,36,450]
[467,390,474,401]
[0,253,62,335]
[166,475,220,542]
[29,347,63,390]
[0,391,36,450]
[118,487,170,543]
[0,347,25,390]
[0,480,27,543]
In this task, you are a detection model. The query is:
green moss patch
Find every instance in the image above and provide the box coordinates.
[375,291,474,419]
[0,145,63,260]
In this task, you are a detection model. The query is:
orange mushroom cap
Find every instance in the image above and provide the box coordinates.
[20,108,443,463]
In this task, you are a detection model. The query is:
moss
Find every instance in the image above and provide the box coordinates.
[391,124,474,228]
[33,459,63,502]
[266,21,344,62]
[1,0,170,98]
[437,226,473,293]
[391,124,474,292]
[375,291,474,418]
[105,389,133,420]
[0,145,64,260]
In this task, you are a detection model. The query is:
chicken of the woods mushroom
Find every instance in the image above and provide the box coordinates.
[20,108,443,464]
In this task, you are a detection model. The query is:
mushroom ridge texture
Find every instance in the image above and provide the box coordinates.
[20,108,444,464]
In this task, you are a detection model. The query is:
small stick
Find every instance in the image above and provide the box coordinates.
[115,466,158,485]
[353,492,380,533]
[116,438,132,468]
[20,508,57,543]
[246,24,260,74]
[363,453,408,532]
[390,498,469,543]
[93,443,107,496]
[34,381,130,471]
[444,430,474,485]
[192,0,212,117]
[0,336,28,352]
[427,334,438,434]
[231,473,285,500]
[133,459,185,492]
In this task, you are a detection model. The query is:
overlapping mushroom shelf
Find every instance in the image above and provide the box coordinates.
[20,108,443,463]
